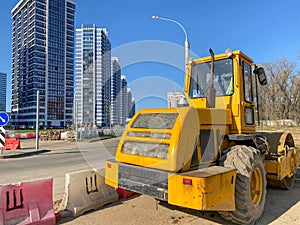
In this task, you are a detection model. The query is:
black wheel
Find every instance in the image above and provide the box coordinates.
[280,153,297,190]
[268,163,296,190]
[218,145,267,225]
[281,172,296,189]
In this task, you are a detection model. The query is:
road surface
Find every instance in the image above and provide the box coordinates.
[0,138,118,200]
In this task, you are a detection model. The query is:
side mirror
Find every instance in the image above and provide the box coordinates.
[254,67,267,86]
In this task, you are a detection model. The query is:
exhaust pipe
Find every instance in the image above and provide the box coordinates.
[206,48,216,108]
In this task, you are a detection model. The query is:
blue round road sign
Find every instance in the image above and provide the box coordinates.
[0,112,9,126]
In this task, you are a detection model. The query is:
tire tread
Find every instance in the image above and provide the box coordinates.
[218,145,267,225]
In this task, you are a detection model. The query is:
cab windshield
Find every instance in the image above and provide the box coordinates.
[189,58,233,98]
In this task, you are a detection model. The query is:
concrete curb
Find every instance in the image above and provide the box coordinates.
[87,136,117,143]
[0,149,51,159]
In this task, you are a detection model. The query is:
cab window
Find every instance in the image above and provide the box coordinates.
[243,61,253,102]
[189,58,233,98]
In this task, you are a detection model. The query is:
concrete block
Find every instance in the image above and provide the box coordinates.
[60,169,118,217]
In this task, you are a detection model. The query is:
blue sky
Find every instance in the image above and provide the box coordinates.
[1,0,300,111]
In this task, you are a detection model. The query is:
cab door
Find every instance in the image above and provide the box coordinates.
[241,60,256,133]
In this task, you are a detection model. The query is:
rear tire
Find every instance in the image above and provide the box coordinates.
[219,145,267,225]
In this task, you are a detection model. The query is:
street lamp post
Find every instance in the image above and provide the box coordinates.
[152,15,190,70]
[36,90,39,150]
[75,101,78,141]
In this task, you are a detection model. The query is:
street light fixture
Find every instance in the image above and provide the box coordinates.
[152,15,190,70]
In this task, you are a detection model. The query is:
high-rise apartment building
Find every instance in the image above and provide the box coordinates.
[128,97,135,118]
[11,0,75,128]
[118,76,135,125]
[126,88,135,118]
[120,75,127,125]
[75,24,111,127]
[111,57,121,126]
[0,72,7,111]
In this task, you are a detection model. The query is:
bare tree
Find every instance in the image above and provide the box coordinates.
[259,58,300,124]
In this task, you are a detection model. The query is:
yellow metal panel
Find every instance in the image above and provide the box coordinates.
[192,50,253,64]
[184,66,191,94]
[168,166,236,211]
[279,150,295,179]
[265,160,278,175]
[232,104,239,117]
[279,155,287,179]
[105,161,119,188]
[174,107,200,171]
[197,108,232,125]
[265,150,297,182]
[294,148,300,167]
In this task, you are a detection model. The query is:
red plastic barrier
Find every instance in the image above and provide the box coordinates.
[0,178,55,225]
[14,133,21,139]
[116,188,136,198]
[3,139,21,150]
[26,133,36,139]
[55,212,61,222]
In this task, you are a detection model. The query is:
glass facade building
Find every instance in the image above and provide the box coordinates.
[127,88,135,119]
[75,25,111,127]
[11,0,75,128]
[119,76,135,125]
[0,72,7,111]
[120,75,127,125]
[111,57,121,126]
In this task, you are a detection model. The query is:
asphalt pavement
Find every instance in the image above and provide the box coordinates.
[0,137,119,200]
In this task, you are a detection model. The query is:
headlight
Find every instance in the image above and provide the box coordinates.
[122,142,169,159]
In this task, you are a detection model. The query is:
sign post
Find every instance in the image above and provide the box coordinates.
[0,127,5,155]
[0,112,9,126]
[0,112,9,155]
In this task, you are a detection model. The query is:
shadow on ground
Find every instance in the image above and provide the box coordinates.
[159,181,300,225]
[0,149,51,159]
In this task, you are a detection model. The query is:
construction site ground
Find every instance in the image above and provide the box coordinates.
[60,127,300,225]
[3,127,300,225]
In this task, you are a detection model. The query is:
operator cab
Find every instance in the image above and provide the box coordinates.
[185,49,267,134]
